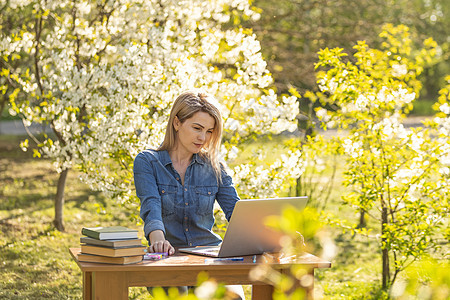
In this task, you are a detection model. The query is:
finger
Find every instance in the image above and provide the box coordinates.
[151,242,162,253]
[162,241,171,254]
[162,241,175,255]
[164,241,175,255]
[156,242,165,253]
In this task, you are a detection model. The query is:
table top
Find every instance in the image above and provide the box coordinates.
[69,248,331,272]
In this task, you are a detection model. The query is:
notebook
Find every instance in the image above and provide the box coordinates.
[179,196,308,257]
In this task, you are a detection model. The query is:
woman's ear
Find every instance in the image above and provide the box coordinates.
[173,116,180,132]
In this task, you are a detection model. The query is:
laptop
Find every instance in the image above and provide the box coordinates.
[179,196,308,257]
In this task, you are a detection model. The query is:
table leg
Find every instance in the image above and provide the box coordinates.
[280,268,315,300]
[92,271,128,300]
[252,284,274,300]
[305,269,314,300]
[251,268,315,300]
[83,271,92,300]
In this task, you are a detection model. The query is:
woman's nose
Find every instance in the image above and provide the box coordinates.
[198,131,205,141]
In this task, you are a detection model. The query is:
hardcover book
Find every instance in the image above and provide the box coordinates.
[80,236,142,248]
[80,244,146,257]
[77,253,143,265]
[81,226,138,240]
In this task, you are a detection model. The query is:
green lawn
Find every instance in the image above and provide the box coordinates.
[0,135,444,299]
[0,135,150,299]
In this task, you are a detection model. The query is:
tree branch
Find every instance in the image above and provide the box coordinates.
[34,9,44,95]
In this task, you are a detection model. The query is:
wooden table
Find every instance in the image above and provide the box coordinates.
[69,248,330,300]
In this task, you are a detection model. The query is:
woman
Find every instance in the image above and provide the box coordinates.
[133,91,244,298]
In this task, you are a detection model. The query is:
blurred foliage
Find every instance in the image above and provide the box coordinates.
[391,258,450,300]
[265,206,325,254]
[247,0,449,107]
[247,205,335,299]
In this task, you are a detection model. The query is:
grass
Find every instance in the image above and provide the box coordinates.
[316,232,389,299]
[409,99,436,116]
[0,134,445,299]
[0,135,149,299]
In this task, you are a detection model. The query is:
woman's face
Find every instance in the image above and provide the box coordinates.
[173,111,215,155]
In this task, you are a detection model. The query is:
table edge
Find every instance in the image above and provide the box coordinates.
[69,248,331,271]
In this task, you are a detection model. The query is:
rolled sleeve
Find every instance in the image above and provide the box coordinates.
[143,219,165,242]
[133,152,165,242]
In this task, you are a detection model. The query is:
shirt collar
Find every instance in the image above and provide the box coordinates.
[159,150,205,166]
[158,150,172,167]
[192,153,205,165]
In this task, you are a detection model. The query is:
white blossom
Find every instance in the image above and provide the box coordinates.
[439,103,450,114]
[7,0,301,203]
[391,64,408,77]
[343,138,363,159]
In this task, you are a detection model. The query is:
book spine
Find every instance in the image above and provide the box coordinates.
[85,245,146,256]
[81,245,114,256]
[81,228,100,240]
[80,238,113,247]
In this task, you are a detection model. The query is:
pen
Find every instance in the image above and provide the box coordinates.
[253,255,257,263]
[144,253,168,260]
[205,257,244,263]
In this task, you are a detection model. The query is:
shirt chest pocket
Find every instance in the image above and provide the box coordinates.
[195,186,218,216]
[158,184,177,217]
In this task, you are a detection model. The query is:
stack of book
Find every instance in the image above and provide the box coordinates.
[78,226,146,265]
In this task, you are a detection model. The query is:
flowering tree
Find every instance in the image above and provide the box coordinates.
[6,0,300,230]
[314,24,449,288]
[0,2,28,120]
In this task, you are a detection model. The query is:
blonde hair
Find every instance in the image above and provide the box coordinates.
[158,91,223,181]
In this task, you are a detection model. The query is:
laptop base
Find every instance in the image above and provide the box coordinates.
[179,246,220,257]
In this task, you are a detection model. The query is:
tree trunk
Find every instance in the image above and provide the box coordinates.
[381,206,390,289]
[53,168,69,231]
[296,176,302,197]
[358,209,367,228]
[0,93,7,122]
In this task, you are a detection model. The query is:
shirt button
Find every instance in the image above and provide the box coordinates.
[176,177,180,180]
[185,203,188,206]
[208,192,211,195]
[161,190,165,193]
[189,243,192,246]
[185,217,188,220]
[185,228,188,231]
[184,188,187,191]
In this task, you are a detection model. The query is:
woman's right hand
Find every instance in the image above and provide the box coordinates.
[148,230,175,255]
[148,240,175,255]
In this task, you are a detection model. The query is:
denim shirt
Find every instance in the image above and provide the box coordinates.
[133,149,240,247]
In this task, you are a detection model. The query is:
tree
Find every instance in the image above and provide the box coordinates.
[248,0,449,98]
[6,0,302,230]
[314,25,448,289]
[0,2,34,121]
